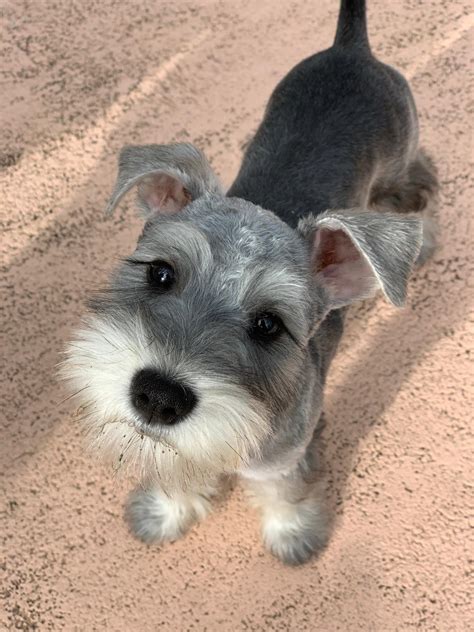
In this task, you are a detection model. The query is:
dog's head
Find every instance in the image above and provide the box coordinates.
[62,143,421,490]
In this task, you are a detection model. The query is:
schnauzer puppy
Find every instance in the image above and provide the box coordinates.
[62,0,438,564]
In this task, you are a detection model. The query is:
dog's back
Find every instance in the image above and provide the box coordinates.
[228,0,421,227]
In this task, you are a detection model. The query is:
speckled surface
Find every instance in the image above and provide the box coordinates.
[1,1,472,630]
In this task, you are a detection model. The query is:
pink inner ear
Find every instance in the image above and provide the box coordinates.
[313,227,378,307]
[313,228,360,271]
[138,173,191,214]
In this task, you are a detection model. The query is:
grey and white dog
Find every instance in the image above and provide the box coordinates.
[63,0,438,564]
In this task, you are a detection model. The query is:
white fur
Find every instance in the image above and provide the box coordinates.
[261,497,326,564]
[245,475,328,565]
[125,484,217,543]
[60,315,271,493]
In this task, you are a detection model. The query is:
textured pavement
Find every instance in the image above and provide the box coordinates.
[1,1,472,630]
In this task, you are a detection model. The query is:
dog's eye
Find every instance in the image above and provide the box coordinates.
[250,312,282,340]
[147,261,176,291]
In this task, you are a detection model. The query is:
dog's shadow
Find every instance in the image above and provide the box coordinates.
[315,260,469,539]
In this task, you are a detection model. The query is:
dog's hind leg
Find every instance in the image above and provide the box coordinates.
[370,148,440,266]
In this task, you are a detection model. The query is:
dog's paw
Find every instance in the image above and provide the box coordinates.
[125,488,212,544]
[262,506,328,565]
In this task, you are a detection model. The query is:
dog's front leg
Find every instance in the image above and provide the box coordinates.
[125,481,221,545]
[242,446,327,565]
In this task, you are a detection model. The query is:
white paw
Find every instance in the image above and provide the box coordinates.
[125,488,213,544]
[262,504,328,565]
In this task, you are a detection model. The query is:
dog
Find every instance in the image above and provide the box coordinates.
[62,0,439,565]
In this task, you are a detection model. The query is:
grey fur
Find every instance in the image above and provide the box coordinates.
[63,0,439,564]
[299,209,423,307]
[105,143,223,216]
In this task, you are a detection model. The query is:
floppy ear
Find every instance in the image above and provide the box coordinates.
[298,210,423,309]
[105,142,223,216]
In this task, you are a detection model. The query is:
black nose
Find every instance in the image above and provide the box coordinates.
[130,369,197,426]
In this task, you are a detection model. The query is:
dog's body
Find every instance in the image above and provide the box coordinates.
[63,0,438,564]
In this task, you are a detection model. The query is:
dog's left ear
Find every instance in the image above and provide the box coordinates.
[105,143,222,216]
[298,210,423,309]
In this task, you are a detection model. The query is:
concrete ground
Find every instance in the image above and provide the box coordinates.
[1,1,472,630]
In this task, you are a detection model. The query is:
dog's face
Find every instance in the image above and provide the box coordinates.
[62,143,421,491]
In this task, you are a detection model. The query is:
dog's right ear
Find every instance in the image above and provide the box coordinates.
[105,143,223,217]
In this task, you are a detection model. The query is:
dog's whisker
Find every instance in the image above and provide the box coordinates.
[224,441,249,467]
[54,384,92,408]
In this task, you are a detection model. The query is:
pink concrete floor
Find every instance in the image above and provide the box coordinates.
[1,1,472,630]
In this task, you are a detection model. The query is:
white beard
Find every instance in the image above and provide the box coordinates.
[60,315,271,492]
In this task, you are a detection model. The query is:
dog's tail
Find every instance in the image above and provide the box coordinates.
[333,0,370,50]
